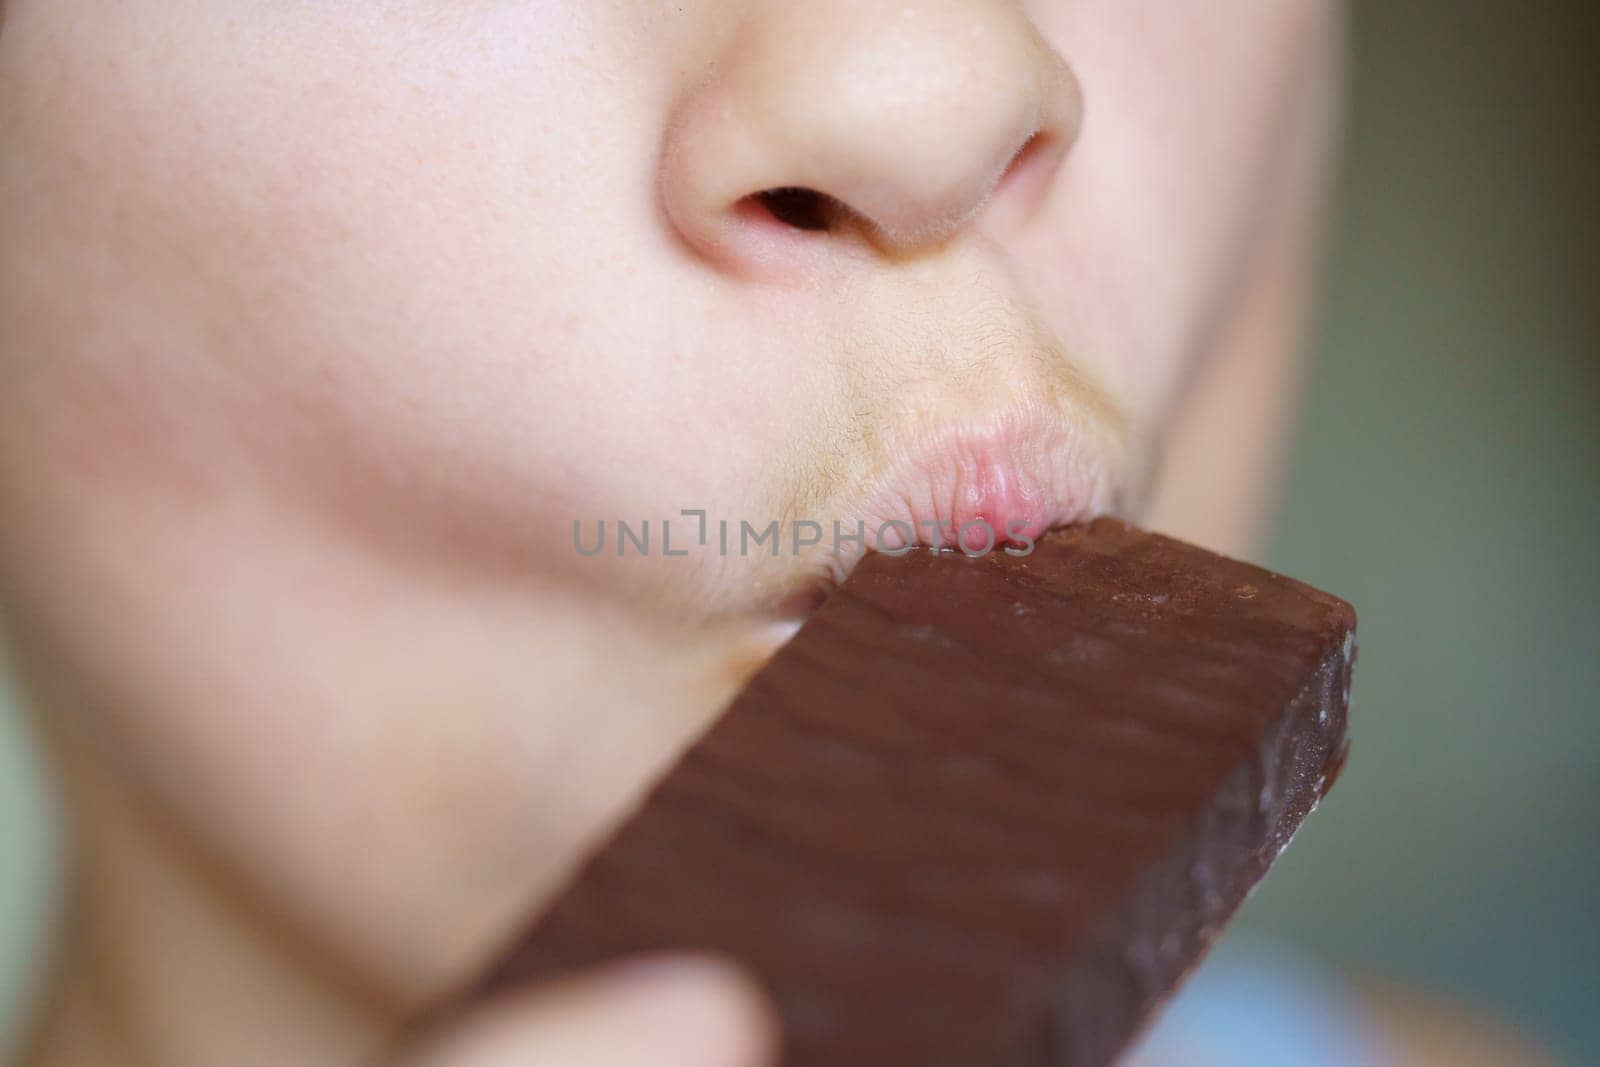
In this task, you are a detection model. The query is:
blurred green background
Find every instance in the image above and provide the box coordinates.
[2,0,1596,1061]
[1237,0,1599,1061]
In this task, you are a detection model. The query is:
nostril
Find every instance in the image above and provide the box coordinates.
[749,187,837,232]
[998,133,1047,192]
[986,131,1066,228]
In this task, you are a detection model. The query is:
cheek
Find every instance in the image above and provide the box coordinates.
[3,3,792,603]
[0,3,831,995]
[1019,0,1331,428]
[0,0,775,997]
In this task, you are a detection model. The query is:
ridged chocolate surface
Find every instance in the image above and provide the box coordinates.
[482,518,1356,1065]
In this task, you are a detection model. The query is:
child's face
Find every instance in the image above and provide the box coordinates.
[0,1,1336,1002]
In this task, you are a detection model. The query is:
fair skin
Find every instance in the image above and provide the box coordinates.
[0,2,1342,1064]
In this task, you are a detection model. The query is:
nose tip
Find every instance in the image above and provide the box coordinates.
[662,0,1082,268]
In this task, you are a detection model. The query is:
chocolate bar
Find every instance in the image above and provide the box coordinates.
[479,518,1356,1065]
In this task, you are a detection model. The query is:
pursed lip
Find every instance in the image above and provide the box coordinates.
[860,402,1124,549]
[786,386,1131,603]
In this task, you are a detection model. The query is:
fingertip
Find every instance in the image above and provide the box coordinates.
[600,954,781,1067]
[399,953,779,1067]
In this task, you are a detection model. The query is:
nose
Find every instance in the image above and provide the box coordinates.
[661,0,1082,269]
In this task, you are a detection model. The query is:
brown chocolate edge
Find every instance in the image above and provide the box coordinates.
[1016,636,1356,1065]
